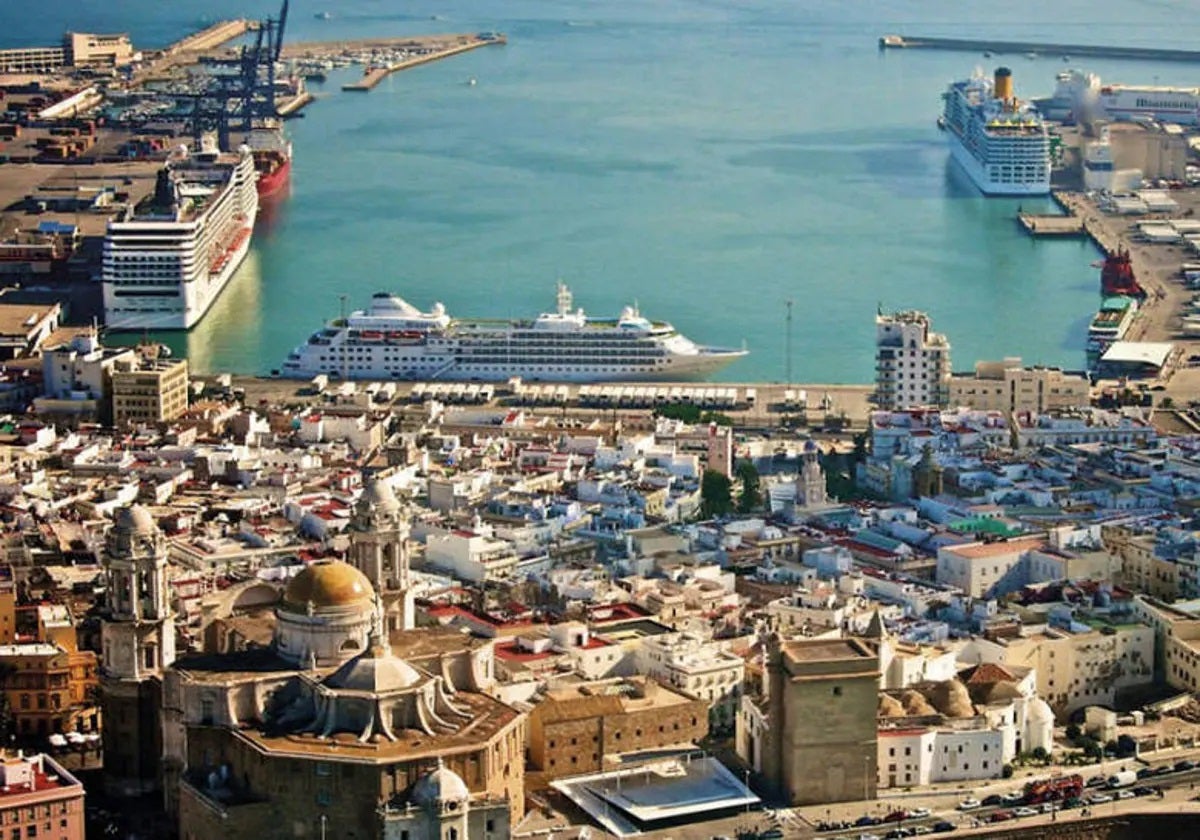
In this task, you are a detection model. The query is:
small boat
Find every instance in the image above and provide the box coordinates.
[467,77,477,86]
[983,51,993,58]
[314,11,331,20]
[1026,52,1038,59]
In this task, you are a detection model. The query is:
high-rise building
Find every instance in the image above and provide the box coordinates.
[98,505,175,797]
[111,357,189,426]
[874,310,951,410]
[759,637,879,805]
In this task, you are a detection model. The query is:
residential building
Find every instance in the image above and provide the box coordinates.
[65,32,133,66]
[527,676,707,775]
[948,358,1090,413]
[936,537,1048,598]
[0,753,85,840]
[111,357,189,426]
[36,332,136,423]
[758,637,879,805]
[0,302,61,361]
[874,310,951,410]
[636,632,745,733]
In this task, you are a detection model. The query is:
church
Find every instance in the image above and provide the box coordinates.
[99,478,525,840]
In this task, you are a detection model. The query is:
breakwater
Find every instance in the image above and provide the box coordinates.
[879,34,1200,63]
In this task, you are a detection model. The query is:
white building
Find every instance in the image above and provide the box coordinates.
[636,632,746,733]
[874,310,951,410]
[936,537,1048,598]
[424,524,520,584]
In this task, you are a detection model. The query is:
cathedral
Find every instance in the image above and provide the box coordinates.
[101,479,524,839]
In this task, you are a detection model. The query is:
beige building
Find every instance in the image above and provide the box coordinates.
[1131,596,1200,693]
[111,357,189,426]
[528,677,708,775]
[65,32,133,67]
[1103,525,1180,602]
[948,358,1090,413]
[759,637,879,805]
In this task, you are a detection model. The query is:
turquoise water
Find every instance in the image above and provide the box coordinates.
[9,1,1200,382]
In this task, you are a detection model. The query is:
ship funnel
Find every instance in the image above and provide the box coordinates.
[994,66,1014,103]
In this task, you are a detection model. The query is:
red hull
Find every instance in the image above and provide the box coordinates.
[256,157,291,199]
[1100,249,1146,299]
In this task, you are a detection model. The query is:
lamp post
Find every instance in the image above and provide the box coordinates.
[863,754,870,803]
[320,814,327,840]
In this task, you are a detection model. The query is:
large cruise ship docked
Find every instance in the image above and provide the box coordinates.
[280,284,747,382]
[102,135,259,331]
[941,67,1051,196]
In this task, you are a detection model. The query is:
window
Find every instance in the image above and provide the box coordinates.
[316,790,331,806]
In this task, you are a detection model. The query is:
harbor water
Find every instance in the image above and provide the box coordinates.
[8,1,1200,382]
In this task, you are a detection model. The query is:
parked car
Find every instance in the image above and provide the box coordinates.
[931,822,956,833]
[981,794,1004,807]
[856,816,882,827]
[1001,792,1024,805]
[908,808,931,819]
[1039,802,1056,814]
[1136,768,1155,780]
[1086,774,1107,787]
[1133,786,1155,797]
[956,799,981,811]
[884,830,913,840]
[1013,807,1038,818]
[1088,793,1113,804]
[988,811,1014,823]
[883,810,909,823]
[1175,760,1196,772]
[1117,789,1136,800]
[912,827,933,836]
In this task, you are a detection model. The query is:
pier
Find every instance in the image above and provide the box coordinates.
[1017,213,1085,237]
[879,33,1200,63]
[339,34,505,91]
[164,19,254,56]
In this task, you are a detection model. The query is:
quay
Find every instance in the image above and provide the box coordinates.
[1017,213,1085,237]
[162,19,253,57]
[339,34,505,91]
[879,33,1200,63]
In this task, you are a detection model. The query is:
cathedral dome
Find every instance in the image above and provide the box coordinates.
[412,760,469,806]
[114,505,157,535]
[284,561,374,611]
[325,643,423,692]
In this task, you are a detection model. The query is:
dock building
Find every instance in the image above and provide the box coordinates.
[947,357,1090,414]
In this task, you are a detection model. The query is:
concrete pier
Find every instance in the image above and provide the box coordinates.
[340,35,504,91]
[880,33,1200,63]
[1017,213,1085,237]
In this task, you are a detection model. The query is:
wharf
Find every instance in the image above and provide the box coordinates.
[879,33,1200,63]
[162,19,254,57]
[340,35,504,91]
[276,91,314,117]
[1017,213,1085,237]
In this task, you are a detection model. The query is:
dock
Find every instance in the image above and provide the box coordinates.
[879,33,1200,63]
[165,19,255,56]
[340,34,504,91]
[1017,213,1085,237]
[276,91,314,117]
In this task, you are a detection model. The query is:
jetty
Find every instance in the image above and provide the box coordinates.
[339,34,504,91]
[1017,213,1085,237]
[879,33,1200,63]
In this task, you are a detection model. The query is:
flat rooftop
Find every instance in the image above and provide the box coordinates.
[782,638,875,662]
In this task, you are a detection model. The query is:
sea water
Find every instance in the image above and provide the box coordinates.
[7,0,1200,382]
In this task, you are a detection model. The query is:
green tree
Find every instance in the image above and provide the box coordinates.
[1031,746,1049,764]
[1065,723,1081,744]
[701,470,733,519]
[736,462,760,513]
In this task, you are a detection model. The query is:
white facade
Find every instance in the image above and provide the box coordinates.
[636,632,746,733]
[874,311,951,410]
[424,527,519,584]
[935,537,1046,598]
[878,725,1006,788]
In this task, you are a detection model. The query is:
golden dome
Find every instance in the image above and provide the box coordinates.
[283,561,374,610]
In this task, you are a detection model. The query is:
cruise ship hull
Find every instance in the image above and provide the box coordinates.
[282,348,745,383]
[105,218,256,331]
[947,133,1050,196]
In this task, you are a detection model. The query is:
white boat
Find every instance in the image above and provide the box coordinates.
[1096,83,1200,126]
[102,135,258,330]
[941,67,1051,196]
[280,283,747,382]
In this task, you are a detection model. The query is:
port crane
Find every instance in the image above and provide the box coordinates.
[183,0,290,150]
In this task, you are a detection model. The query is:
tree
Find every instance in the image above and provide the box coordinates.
[736,462,760,513]
[1031,746,1049,764]
[700,470,733,519]
[1002,764,1014,779]
[1080,737,1103,760]
[1065,723,1081,743]
[1116,734,1138,757]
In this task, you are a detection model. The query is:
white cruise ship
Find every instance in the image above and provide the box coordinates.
[280,284,747,382]
[941,67,1051,196]
[102,135,259,330]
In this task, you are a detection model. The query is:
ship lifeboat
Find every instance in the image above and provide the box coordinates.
[360,330,384,341]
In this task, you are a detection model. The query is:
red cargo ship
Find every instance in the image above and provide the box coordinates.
[245,126,292,199]
[1100,249,1146,299]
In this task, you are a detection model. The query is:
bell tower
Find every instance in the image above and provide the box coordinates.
[348,476,414,631]
[99,504,176,797]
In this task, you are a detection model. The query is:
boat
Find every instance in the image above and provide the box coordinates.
[1086,295,1138,364]
[244,123,292,199]
[1096,82,1200,126]
[941,67,1051,196]
[280,283,748,382]
[1100,250,1147,298]
[102,135,259,331]
[314,11,331,20]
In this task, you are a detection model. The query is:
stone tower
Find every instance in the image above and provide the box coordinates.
[99,504,176,796]
[348,476,414,631]
[795,439,827,509]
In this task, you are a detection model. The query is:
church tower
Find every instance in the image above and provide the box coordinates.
[348,476,414,631]
[795,440,828,509]
[99,505,175,796]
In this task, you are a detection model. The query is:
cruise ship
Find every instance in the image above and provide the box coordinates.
[102,135,259,331]
[280,284,747,382]
[941,67,1051,196]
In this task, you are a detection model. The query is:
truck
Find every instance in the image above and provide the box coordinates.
[1107,770,1138,789]
[1024,773,1083,804]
